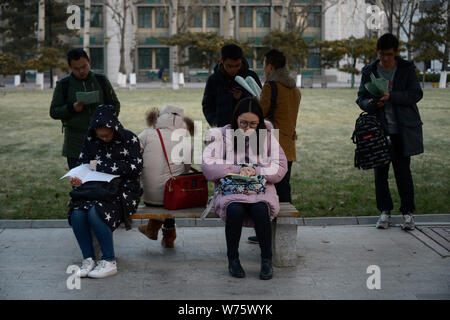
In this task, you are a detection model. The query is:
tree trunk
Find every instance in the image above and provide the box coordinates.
[442,0,450,71]
[118,0,127,75]
[83,0,91,57]
[38,0,45,49]
[170,0,178,82]
[279,0,290,31]
[130,0,137,74]
[225,0,234,38]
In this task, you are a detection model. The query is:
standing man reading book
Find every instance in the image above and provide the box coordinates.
[356,33,423,231]
[50,48,120,169]
[202,44,262,127]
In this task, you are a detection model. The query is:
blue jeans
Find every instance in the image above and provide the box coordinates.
[70,206,115,261]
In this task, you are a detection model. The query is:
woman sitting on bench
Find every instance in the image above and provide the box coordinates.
[68,104,143,279]
[201,97,287,280]
[137,105,194,248]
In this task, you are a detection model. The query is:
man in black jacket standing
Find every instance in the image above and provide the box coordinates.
[202,44,262,127]
[356,33,423,231]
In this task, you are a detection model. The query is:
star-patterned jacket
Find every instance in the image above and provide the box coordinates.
[68,104,143,231]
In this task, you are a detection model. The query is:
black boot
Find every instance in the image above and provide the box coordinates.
[228,258,245,278]
[260,258,273,280]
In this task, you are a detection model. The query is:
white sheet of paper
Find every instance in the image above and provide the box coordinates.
[60,164,119,183]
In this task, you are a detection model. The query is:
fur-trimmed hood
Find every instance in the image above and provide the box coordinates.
[266,67,296,88]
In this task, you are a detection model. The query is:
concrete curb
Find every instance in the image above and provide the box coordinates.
[0,214,449,229]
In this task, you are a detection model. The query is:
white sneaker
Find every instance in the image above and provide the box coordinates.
[88,260,117,279]
[401,214,415,231]
[376,212,391,229]
[79,258,96,278]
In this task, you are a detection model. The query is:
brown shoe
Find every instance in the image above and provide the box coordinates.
[138,219,163,240]
[161,227,176,248]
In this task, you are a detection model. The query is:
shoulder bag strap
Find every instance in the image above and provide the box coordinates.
[156,129,174,178]
[267,80,278,122]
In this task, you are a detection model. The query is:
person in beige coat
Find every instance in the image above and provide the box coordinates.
[248,49,301,244]
[137,105,194,247]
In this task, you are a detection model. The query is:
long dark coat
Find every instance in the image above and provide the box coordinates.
[356,56,424,157]
[68,105,143,231]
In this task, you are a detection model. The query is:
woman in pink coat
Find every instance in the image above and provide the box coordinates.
[201,97,288,280]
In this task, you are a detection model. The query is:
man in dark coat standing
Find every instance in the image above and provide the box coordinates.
[356,33,423,231]
[202,44,262,127]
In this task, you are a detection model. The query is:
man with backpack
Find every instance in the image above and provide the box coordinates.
[248,49,301,244]
[50,48,120,169]
[356,33,423,231]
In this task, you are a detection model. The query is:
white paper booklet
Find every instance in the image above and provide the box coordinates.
[60,164,120,183]
[234,75,261,99]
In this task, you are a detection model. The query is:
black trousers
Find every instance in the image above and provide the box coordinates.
[275,161,293,203]
[374,134,415,214]
[226,202,272,261]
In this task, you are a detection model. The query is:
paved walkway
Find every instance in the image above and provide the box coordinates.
[1,223,449,300]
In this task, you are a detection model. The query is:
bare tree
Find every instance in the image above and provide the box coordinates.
[105,0,129,75]
[83,0,91,56]
[37,0,45,49]
[278,0,291,31]
[225,0,235,38]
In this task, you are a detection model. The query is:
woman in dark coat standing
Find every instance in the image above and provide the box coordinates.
[68,104,143,279]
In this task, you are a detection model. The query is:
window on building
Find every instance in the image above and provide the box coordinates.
[307,52,320,69]
[190,10,203,28]
[90,48,104,71]
[155,48,169,69]
[138,7,152,28]
[256,7,270,28]
[188,47,203,68]
[90,5,103,28]
[239,7,253,27]
[155,7,169,28]
[307,6,321,28]
[80,5,103,28]
[206,7,220,28]
[138,48,152,69]
[256,47,265,69]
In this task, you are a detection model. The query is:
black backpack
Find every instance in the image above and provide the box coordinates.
[351,112,391,170]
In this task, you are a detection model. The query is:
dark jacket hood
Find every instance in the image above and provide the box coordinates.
[87,104,125,140]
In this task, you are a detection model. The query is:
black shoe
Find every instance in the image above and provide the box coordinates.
[228,259,245,278]
[260,259,273,280]
[247,236,259,244]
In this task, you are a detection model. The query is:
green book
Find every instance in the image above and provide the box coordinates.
[364,73,389,97]
[76,90,100,104]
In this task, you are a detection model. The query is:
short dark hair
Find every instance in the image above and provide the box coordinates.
[67,48,90,66]
[221,44,243,61]
[377,33,399,51]
[264,49,286,69]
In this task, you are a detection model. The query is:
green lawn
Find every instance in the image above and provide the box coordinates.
[0,88,449,219]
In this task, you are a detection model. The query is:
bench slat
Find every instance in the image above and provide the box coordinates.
[130,202,298,219]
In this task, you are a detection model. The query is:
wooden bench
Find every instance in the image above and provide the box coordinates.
[129,202,300,267]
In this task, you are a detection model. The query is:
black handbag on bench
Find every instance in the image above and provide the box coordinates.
[69,178,122,202]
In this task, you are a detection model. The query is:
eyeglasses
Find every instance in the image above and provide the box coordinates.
[378,52,395,58]
[239,120,259,128]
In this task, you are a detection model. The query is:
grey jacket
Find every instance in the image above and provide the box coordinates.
[356,56,424,157]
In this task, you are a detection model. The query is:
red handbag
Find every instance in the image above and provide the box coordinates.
[156,129,209,210]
